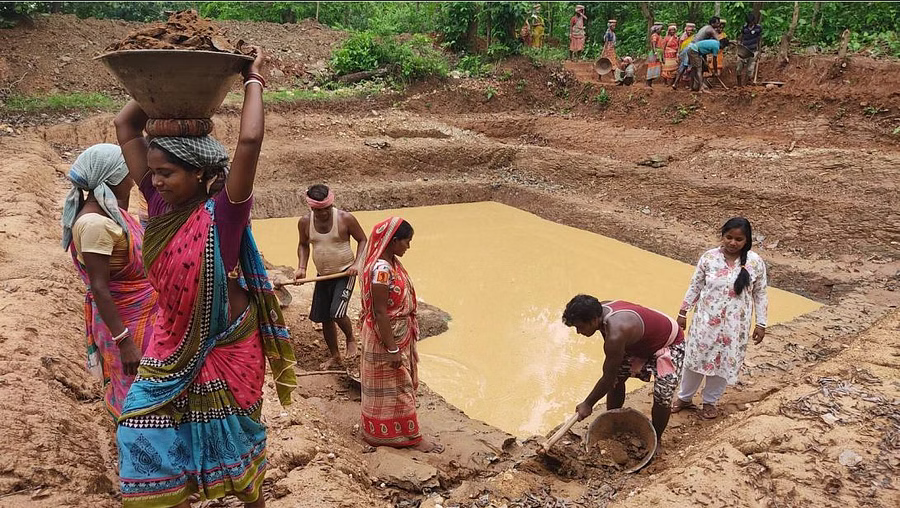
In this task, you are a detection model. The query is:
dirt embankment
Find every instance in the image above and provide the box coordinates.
[0,14,346,96]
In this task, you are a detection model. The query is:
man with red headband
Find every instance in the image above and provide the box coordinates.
[296,184,368,368]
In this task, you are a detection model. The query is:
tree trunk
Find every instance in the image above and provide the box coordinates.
[466,4,480,52]
[752,2,765,23]
[810,2,820,32]
[778,1,800,63]
[486,8,492,49]
[49,3,62,14]
[687,2,701,23]
[547,2,553,45]
[315,2,320,21]
[714,2,721,17]
[837,29,851,59]
[639,2,654,51]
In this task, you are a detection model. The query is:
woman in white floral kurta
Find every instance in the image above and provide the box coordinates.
[673,217,768,419]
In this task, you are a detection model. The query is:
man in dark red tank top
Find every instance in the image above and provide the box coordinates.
[562,294,685,443]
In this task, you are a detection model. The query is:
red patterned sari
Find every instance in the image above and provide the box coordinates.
[662,34,680,79]
[70,209,157,418]
[359,217,421,447]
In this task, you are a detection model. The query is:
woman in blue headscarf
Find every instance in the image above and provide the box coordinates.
[61,143,158,418]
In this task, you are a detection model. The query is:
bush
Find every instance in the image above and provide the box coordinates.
[457,54,492,77]
[330,32,448,81]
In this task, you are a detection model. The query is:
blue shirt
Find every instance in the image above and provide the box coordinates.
[689,39,720,56]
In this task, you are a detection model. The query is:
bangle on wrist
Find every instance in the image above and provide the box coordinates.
[113,327,130,344]
[756,324,767,329]
[247,72,266,85]
[243,78,264,90]
[386,347,400,354]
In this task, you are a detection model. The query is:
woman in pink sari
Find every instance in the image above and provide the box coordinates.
[113,48,297,508]
[359,217,443,453]
[61,143,158,418]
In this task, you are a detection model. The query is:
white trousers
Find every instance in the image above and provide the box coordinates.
[677,368,728,405]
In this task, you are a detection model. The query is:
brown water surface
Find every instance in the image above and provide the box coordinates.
[253,202,821,437]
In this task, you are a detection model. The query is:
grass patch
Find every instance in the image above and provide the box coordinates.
[226,81,388,105]
[2,92,119,112]
[522,46,569,65]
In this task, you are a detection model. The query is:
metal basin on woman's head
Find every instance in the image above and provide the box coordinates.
[95,49,254,119]
[585,407,657,473]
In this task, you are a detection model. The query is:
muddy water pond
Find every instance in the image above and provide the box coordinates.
[253,202,821,437]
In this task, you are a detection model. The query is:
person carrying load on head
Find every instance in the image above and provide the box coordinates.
[645,23,664,87]
[599,18,618,78]
[295,184,368,369]
[661,24,680,85]
[113,47,298,508]
[569,4,588,60]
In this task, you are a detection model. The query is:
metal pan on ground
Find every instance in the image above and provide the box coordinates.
[595,57,613,76]
[585,407,657,473]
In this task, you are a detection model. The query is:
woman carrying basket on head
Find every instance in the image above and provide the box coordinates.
[113,47,297,508]
[645,23,664,87]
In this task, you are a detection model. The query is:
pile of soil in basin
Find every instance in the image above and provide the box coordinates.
[586,431,649,470]
[104,10,253,54]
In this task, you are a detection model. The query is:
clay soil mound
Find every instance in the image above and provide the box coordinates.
[103,10,252,54]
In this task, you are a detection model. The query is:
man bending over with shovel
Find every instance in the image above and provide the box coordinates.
[563,295,685,444]
[296,184,368,368]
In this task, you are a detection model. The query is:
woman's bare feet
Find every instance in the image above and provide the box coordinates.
[413,438,445,454]
[319,356,342,370]
[345,339,358,358]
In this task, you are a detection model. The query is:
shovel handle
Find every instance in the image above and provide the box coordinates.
[541,413,581,453]
[277,271,351,287]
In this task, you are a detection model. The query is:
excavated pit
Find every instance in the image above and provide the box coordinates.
[3,104,899,507]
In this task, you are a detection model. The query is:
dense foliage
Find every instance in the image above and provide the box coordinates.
[2,2,898,58]
[330,32,448,80]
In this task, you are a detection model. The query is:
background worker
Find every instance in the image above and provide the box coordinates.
[569,4,588,59]
[615,56,636,86]
[737,12,763,86]
[296,184,368,369]
[688,37,729,92]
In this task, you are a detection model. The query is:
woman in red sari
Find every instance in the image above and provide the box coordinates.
[359,217,443,453]
[661,24,680,85]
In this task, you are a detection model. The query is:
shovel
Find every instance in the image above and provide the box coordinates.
[538,412,581,454]
[273,271,351,307]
